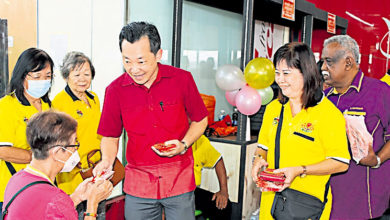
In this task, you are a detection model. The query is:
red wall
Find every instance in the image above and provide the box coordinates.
[307,0,390,79]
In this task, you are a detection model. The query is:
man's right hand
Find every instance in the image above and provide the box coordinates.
[93,159,113,177]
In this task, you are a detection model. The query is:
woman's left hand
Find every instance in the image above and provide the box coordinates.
[274,166,302,191]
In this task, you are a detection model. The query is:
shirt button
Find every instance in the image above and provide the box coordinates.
[289,123,292,126]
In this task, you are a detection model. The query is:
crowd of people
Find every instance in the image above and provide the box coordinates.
[0,21,389,220]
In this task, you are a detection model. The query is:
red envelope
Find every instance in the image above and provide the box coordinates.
[256,168,286,192]
[152,143,176,152]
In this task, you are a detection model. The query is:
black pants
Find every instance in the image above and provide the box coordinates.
[195,188,232,220]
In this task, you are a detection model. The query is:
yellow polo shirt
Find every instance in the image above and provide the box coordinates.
[257,97,350,220]
[381,74,390,86]
[192,135,222,186]
[0,94,50,202]
[52,86,102,194]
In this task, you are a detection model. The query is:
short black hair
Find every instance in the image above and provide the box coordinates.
[119,21,161,54]
[8,48,54,104]
[60,51,95,79]
[26,111,77,160]
[273,42,323,109]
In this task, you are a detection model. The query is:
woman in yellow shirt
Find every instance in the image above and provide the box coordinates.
[0,48,53,213]
[52,51,103,219]
[251,42,350,220]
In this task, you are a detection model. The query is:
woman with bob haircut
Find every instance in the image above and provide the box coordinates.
[251,42,350,219]
[2,111,113,219]
[0,48,54,212]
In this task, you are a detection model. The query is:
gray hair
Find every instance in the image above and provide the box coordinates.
[323,35,360,64]
[60,51,95,79]
[26,111,77,160]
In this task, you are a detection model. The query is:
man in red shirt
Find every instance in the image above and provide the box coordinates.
[94,22,208,220]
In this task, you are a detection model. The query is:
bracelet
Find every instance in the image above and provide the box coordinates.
[84,212,98,217]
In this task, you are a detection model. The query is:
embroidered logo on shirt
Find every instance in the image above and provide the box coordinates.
[77,110,83,117]
[23,117,28,123]
[273,117,279,125]
[301,123,314,133]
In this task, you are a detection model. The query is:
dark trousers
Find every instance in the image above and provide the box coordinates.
[195,188,232,220]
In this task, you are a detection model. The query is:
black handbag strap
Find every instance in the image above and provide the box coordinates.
[274,106,284,169]
[274,105,330,204]
[5,161,16,175]
[1,181,52,219]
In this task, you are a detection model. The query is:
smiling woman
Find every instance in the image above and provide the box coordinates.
[251,42,350,220]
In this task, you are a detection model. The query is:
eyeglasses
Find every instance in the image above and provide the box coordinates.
[49,140,80,151]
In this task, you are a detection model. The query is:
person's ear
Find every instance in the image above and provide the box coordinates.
[345,56,353,70]
[155,49,163,62]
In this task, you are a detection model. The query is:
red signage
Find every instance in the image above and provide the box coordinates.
[281,0,295,21]
[327,13,336,34]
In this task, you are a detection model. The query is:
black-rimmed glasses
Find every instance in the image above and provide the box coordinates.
[49,140,80,151]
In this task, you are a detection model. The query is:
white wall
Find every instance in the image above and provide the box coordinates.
[38,0,125,197]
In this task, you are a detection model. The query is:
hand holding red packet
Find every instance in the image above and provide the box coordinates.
[256,168,286,192]
[152,143,176,153]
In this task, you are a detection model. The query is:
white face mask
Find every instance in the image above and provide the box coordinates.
[25,80,51,98]
[57,148,80,173]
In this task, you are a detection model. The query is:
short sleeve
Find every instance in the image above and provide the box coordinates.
[98,85,123,137]
[257,101,279,151]
[320,105,350,163]
[193,135,221,169]
[0,100,15,146]
[45,192,78,220]
[182,72,208,122]
[381,84,390,142]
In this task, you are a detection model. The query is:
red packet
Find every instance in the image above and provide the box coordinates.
[256,168,286,192]
[152,143,176,152]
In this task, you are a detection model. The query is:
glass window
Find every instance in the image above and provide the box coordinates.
[128,0,173,65]
[181,1,242,121]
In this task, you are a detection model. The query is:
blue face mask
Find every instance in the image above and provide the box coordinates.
[25,80,51,98]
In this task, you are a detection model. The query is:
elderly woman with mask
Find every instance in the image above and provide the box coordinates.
[2,111,113,219]
[251,42,350,220]
[0,48,53,212]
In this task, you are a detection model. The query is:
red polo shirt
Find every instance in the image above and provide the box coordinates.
[98,63,208,199]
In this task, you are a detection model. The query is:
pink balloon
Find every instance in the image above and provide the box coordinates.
[235,85,262,115]
[225,90,239,106]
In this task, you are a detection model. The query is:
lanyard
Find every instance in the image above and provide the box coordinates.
[25,165,55,185]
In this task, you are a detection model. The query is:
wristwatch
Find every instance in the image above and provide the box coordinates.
[300,165,307,178]
[180,141,189,155]
[371,156,381,169]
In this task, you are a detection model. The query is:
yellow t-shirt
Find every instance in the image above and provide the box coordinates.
[0,94,50,201]
[52,87,102,194]
[192,135,222,186]
[257,97,350,220]
[380,74,390,86]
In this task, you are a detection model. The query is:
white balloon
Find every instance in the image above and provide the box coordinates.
[215,65,246,91]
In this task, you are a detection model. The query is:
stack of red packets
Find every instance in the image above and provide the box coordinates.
[152,143,176,152]
[256,168,286,192]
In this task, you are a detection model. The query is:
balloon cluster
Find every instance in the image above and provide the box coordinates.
[216,58,275,115]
